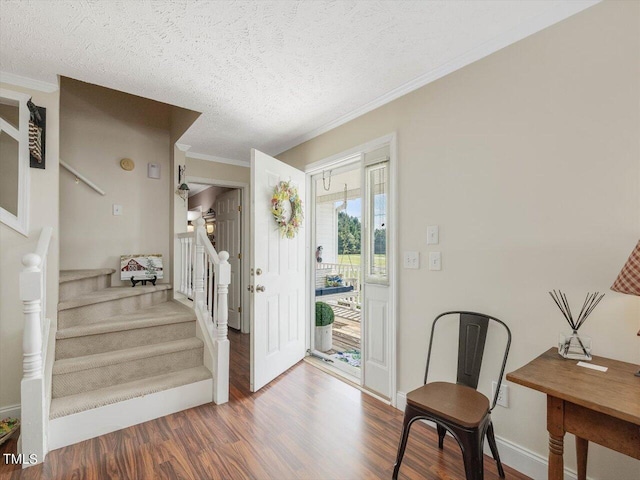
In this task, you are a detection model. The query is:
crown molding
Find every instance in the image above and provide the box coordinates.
[271,0,600,155]
[187,151,249,168]
[175,143,191,152]
[0,71,58,93]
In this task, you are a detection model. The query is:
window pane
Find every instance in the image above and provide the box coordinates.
[0,101,20,131]
[0,130,19,216]
[367,162,388,281]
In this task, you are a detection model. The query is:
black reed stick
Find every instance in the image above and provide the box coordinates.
[549,290,604,332]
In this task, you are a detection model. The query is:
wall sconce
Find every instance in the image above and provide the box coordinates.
[176,165,189,201]
[206,223,215,234]
[187,222,194,232]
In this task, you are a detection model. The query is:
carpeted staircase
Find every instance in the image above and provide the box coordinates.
[49,269,213,448]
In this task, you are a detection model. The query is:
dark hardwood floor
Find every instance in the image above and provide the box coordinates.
[1,329,531,479]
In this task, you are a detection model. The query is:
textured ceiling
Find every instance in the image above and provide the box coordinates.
[0,1,596,162]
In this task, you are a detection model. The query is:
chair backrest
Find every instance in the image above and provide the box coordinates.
[424,311,511,410]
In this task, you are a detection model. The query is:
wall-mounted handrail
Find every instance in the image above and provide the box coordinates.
[60,160,106,196]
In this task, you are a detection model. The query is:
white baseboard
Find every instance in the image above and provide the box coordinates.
[395,391,583,480]
[48,379,213,451]
[0,404,21,419]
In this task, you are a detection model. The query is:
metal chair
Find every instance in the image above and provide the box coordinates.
[392,311,511,480]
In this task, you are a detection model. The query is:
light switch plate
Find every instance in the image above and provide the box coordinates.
[428,252,441,271]
[403,251,420,269]
[112,204,123,216]
[427,225,439,245]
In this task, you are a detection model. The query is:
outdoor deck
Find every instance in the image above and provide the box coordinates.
[325,303,361,366]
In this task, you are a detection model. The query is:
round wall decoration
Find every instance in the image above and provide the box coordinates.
[271,181,303,239]
[120,158,135,171]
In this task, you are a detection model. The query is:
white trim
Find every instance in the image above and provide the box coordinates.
[187,151,250,168]
[0,71,58,93]
[395,391,584,480]
[175,143,191,152]
[305,133,398,406]
[48,378,213,451]
[304,133,397,173]
[0,88,31,236]
[186,176,251,334]
[0,404,21,419]
[272,1,600,156]
[388,133,398,407]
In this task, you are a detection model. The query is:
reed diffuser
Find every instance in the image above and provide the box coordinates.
[549,290,605,360]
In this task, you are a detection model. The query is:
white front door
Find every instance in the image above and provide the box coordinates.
[215,189,242,331]
[250,149,306,392]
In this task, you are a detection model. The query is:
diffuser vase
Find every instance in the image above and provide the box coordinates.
[558,330,592,361]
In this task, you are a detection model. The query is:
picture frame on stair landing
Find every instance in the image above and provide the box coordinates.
[121,254,163,287]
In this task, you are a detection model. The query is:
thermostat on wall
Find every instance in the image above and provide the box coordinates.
[148,163,161,179]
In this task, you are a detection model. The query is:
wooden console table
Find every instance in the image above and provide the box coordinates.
[507,348,640,480]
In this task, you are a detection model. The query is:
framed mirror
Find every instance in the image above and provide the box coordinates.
[0,88,30,236]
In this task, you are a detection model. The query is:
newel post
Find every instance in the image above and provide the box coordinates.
[20,253,43,379]
[214,250,230,404]
[193,217,206,307]
[20,253,46,463]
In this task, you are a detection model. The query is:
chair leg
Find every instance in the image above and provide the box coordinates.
[392,406,420,480]
[437,424,447,449]
[486,421,505,478]
[458,428,485,480]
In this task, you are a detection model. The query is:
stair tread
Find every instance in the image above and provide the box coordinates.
[59,269,116,283]
[56,301,195,340]
[58,285,172,311]
[53,337,203,374]
[50,366,212,419]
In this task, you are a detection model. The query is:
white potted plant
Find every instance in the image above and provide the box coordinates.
[315,301,334,352]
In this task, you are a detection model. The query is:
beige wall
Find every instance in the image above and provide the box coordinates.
[59,78,173,286]
[279,2,640,478]
[186,157,249,184]
[188,186,231,213]
[0,82,59,410]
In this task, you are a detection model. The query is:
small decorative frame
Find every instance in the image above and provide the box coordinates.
[28,101,46,169]
[271,181,303,239]
[121,254,164,287]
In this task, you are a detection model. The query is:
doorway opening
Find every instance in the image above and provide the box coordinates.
[312,165,363,380]
[187,182,246,333]
[307,137,396,404]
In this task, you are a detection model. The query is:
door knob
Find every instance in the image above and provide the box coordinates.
[255,268,263,276]
[247,285,254,292]
[256,285,266,292]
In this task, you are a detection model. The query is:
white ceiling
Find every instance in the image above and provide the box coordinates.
[0,1,597,163]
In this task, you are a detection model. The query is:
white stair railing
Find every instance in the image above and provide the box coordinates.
[176,218,230,404]
[19,226,53,466]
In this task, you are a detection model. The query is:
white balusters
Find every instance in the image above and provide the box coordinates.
[179,237,186,294]
[187,236,193,296]
[175,218,230,405]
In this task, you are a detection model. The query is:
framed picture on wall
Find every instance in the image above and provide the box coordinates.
[28,101,46,169]
[120,254,163,286]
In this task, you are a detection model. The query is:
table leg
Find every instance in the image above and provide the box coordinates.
[547,396,565,480]
[576,437,588,480]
